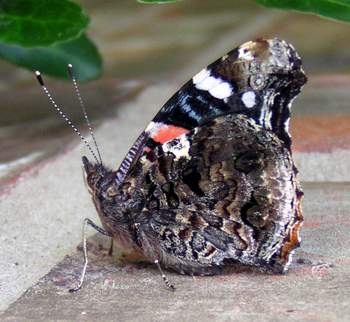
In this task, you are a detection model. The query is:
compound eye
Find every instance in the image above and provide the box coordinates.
[88,173,100,187]
[106,185,118,197]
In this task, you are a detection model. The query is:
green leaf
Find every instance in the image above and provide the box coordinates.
[0,33,102,81]
[256,0,350,23]
[0,0,89,47]
[137,0,180,3]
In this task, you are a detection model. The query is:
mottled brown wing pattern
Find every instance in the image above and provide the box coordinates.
[126,114,302,275]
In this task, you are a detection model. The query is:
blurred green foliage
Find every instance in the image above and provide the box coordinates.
[0,34,101,81]
[0,0,101,81]
[142,0,350,24]
[256,0,350,23]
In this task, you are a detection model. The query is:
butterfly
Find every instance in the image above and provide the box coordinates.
[36,38,307,291]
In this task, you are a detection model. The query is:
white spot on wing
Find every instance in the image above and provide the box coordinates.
[241,91,256,108]
[209,82,233,99]
[195,75,220,91]
[194,69,233,99]
[145,121,162,136]
[163,134,191,161]
[192,68,210,84]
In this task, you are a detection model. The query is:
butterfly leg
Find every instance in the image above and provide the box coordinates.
[69,218,112,293]
[134,223,175,291]
[108,239,114,256]
[153,259,176,291]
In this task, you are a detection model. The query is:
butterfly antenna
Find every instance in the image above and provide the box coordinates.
[67,64,103,164]
[35,70,100,164]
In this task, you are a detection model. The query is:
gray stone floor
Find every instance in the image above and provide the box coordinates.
[1,183,349,322]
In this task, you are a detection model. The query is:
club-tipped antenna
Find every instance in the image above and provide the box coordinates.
[35,70,100,164]
[67,64,103,164]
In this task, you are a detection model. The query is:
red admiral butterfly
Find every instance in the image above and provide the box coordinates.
[36,38,306,292]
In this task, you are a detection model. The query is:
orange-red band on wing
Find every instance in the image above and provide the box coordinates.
[151,125,189,144]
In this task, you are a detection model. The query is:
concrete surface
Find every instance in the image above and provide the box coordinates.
[1,182,349,322]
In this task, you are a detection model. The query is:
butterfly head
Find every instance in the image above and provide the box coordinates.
[82,156,117,200]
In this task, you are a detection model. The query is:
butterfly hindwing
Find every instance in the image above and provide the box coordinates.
[125,113,302,274]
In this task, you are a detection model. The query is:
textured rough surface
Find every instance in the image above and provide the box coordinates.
[1,183,349,322]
